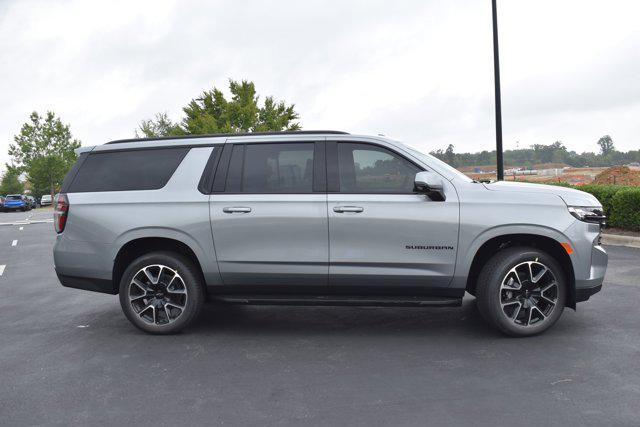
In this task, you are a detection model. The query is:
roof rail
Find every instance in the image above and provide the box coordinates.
[105,130,350,145]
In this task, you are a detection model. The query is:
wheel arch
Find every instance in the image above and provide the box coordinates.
[112,235,207,295]
[464,232,576,309]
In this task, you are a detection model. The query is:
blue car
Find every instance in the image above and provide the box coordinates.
[3,194,30,212]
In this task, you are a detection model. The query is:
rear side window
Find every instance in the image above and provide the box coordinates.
[226,143,315,193]
[68,148,189,192]
[60,152,88,193]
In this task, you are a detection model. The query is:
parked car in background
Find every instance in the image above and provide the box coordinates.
[25,196,37,209]
[3,194,30,212]
[53,131,607,337]
[0,196,4,209]
[40,194,53,207]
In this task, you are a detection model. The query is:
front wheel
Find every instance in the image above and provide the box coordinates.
[476,247,566,337]
[119,251,205,334]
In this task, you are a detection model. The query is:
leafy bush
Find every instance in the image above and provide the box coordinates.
[610,189,640,231]
[572,184,639,230]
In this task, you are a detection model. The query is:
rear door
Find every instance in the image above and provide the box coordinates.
[327,140,459,293]
[209,139,329,289]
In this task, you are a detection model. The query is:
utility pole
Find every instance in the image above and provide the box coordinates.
[492,0,504,180]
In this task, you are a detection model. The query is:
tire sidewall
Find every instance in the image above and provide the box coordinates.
[118,252,204,334]
[480,248,566,337]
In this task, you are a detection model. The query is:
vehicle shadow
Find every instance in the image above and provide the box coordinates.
[188,296,500,339]
[81,291,589,340]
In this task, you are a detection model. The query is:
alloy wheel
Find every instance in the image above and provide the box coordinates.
[128,264,188,325]
[499,260,558,327]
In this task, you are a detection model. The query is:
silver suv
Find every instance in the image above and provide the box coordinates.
[53,131,607,336]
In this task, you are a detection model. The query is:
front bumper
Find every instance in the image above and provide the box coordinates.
[575,283,602,302]
[564,219,608,304]
[573,243,607,302]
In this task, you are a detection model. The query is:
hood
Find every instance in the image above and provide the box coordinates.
[483,181,601,207]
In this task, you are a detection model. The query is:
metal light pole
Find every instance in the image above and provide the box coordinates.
[492,0,504,180]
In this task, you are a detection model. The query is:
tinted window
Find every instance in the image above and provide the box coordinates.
[68,148,189,192]
[6,195,22,200]
[60,152,88,193]
[337,143,420,193]
[197,146,223,194]
[227,143,315,193]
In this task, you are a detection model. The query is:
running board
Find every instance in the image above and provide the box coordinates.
[210,294,462,308]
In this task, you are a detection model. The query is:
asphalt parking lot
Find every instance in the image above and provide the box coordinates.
[1,212,639,426]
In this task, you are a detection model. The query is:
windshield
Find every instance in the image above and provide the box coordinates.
[6,195,22,200]
[398,142,474,183]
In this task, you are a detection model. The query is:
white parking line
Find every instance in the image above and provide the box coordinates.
[0,219,53,227]
[11,240,17,247]
[0,265,5,276]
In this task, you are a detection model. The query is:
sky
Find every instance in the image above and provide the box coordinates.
[0,0,638,170]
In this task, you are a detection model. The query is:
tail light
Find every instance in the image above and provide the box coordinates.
[54,194,69,234]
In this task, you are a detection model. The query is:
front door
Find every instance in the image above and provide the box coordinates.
[327,141,459,293]
[209,141,328,289]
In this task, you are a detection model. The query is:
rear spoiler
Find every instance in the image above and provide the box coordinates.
[75,146,96,156]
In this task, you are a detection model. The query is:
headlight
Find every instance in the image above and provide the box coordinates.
[567,206,606,225]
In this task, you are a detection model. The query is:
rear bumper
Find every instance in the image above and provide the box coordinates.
[53,234,116,293]
[56,271,116,294]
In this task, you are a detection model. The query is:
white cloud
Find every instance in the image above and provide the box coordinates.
[0,0,638,171]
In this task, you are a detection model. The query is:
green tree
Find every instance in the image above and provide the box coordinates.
[138,79,301,137]
[0,165,24,195]
[9,111,81,200]
[428,138,639,170]
[597,135,614,156]
[136,112,183,138]
[445,144,456,167]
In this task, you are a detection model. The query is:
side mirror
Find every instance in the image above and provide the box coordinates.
[414,171,445,200]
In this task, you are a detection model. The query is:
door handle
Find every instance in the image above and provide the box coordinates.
[333,206,364,213]
[223,207,252,214]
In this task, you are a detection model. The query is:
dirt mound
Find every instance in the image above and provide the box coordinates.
[593,166,640,186]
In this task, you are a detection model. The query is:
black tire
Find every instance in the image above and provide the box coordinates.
[476,246,566,337]
[119,251,205,334]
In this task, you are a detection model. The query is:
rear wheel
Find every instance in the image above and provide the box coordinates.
[119,251,205,334]
[476,247,566,337]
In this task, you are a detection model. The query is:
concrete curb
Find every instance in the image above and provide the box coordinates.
[602,233,640,248]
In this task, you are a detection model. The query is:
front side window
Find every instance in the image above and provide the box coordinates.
[337,143,421,193]
[226,143,315,193]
